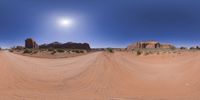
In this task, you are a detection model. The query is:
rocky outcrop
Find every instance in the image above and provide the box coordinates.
[62,42,90,50]
[190,47,196,50]
[39,42,63,49]
[180,47,188,49]
[25,38,38,49]
[39,42,91,50]
[160,44,176,49]
[127,40,176,50]
[190,46,200,50]
[196,46,200,50]
[127,41,160,50]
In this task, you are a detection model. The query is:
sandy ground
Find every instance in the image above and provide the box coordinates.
[13,50,88,59]
[0,50,200,100]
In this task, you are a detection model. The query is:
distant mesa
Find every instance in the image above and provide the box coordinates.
[127,40,176,50]
[39,42,91,50]
[128,41,160,49]
[25,38,91,50]
[25,38,39,49]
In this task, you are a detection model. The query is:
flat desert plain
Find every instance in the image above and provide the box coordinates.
[0,51,200,100]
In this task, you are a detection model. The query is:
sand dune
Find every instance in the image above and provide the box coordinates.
[0,51,200,100]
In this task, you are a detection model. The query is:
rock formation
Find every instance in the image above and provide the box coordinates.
[190,46,200,50]
[39,42,63,49]
[127,41,160,50]
[127,40,176,50]
[190,47,196,50]
[160,44,176,49]
[180,47,188,49]
[25,38,38,49]
[39,42,91,50]
[196,46,200,50]
[62,42,90,50]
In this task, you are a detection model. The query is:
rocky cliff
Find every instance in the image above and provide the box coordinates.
[25,38,38,49]
[127,41,176,50]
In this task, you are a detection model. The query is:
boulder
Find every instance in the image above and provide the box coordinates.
[25,38,38,49]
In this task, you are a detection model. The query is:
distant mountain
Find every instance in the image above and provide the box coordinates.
[25,38,90,50]
[39,42,90,50]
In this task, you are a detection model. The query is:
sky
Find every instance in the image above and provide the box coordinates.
[0,0,200,48]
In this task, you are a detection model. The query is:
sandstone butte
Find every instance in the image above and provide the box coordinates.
[127,40,176,50]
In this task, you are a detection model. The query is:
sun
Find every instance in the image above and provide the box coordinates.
[58,18,73,27]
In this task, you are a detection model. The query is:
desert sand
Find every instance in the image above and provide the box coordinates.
[0,50,200,100]
[12,50,89,59]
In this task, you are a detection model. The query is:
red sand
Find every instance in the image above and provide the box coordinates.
[0,51,200,100]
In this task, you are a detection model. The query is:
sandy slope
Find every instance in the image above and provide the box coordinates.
[0,51,200,100]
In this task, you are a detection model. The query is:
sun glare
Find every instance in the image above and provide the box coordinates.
[58,18,73,27]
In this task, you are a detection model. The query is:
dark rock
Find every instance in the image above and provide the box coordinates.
[25,38,38,49]
[62,42,90,50]
[190,47,196,50]
[39,44,48,49]
[190,46,200,50]
[44,42,63,48]
[196,46,200,50]
[180,47,188,50]
[39,42,90,50]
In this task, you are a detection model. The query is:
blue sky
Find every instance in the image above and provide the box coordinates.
[0,0,200,48]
